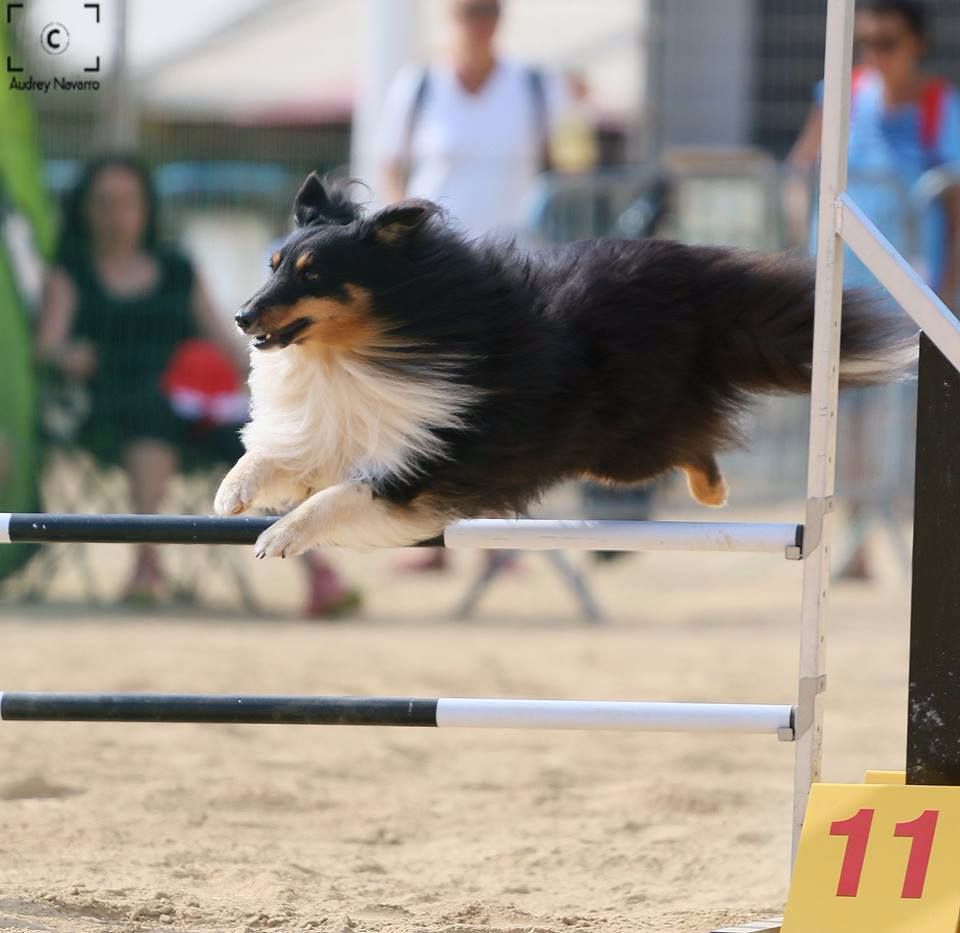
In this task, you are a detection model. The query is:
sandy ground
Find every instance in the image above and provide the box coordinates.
[0,510,912,933]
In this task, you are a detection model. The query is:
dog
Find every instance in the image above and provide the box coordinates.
[214,173,910,558]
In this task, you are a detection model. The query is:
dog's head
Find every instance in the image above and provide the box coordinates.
[235,173,442,353]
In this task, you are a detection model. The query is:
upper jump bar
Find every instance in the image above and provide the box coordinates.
[0,513,803,554]
[0,693,795,735]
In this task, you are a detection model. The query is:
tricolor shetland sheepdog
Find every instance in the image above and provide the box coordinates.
[214,173,909,558]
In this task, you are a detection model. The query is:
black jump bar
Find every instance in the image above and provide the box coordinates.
[0,692,440,726]
[0,513,444,547]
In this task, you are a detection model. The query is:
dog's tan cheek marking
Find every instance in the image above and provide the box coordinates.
[293,285,381,350]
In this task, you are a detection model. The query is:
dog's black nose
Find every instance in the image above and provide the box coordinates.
[235,307,257,332]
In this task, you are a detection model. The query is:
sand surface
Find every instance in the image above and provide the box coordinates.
[0,517,911,933]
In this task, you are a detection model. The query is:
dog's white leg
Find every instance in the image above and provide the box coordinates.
[214,451,309,516]
[254,481,444,558]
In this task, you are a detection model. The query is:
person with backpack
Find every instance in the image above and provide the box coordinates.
[376,0,568,572]
[788,0,960,302]
[788,0,960,582]
[376,0,567,238]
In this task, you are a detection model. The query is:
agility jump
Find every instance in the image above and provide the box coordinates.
[4,0,959,929]
[0,692,794,734]
[0,512,802,554]
[0,511,800,738]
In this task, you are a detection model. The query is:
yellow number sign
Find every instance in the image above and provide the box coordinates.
[782,782,960,932]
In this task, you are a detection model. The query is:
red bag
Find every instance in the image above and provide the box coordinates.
[162,339,248,430]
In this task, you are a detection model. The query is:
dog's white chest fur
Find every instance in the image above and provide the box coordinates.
[242,348,473,491]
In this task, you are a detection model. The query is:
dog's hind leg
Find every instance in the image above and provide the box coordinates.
[254,481,447,558]
[681,454,728,508]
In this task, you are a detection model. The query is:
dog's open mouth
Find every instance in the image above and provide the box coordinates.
[251,318,313,350]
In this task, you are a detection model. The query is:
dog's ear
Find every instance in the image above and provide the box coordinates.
[369,199,439,245]
[293,172,333,227]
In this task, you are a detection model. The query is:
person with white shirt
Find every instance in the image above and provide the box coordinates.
[377,0,566,571]
[377,0,567,238]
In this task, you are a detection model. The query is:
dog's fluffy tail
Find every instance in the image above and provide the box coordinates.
[695,246,916,393]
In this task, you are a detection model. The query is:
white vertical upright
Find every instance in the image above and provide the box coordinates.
[793,0,857,858]
[350,0,422,198]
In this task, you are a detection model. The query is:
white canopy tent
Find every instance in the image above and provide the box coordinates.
[124,0,646,181]
[131,0,644,118]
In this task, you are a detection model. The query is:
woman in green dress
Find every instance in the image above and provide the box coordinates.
[35,155,246,601]
[35,155,362,616]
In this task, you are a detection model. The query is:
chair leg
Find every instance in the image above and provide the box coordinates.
[452,554,508,618]
[453,551,604,623]
[881,500,912,578]
[543,551,604,623]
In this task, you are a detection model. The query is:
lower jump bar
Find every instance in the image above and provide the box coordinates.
[0,514,802,554]
[0,694,795,735]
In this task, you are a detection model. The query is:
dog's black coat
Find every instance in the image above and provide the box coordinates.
[245,174,906,521]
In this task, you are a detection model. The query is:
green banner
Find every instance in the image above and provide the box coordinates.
[0,16,52,581]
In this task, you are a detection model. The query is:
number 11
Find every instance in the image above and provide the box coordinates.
[829,808,939,899]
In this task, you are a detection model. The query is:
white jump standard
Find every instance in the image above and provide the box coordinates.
[0,693,795,735]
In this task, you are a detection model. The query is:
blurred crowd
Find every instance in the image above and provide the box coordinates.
[1,0,958,613]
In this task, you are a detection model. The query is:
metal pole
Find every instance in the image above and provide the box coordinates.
[838,194,960,371]
[98,0,138,149]
[0,692,795,735]
[0,513,802,554]
[904,156,960,785]
[907,330,960,784]
[635,0,666,166]
[792,0,855,860]
[351,0,422,195]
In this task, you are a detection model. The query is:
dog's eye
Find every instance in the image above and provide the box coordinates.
[302,269,320,281]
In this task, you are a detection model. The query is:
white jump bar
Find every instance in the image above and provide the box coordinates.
[443,519,801,553]
[435,699,795,735]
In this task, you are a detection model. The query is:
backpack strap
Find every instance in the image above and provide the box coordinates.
[849,68,949,157]
[400,69,431,187]
[919,78,950,156]
[851,64,871,95]
[526,67,552,173]
[849,64,875,112]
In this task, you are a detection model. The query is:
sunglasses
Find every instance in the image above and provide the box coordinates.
[460,2,501,19]
[855,33,906,54]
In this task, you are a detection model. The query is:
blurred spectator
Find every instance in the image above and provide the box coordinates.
[551,70,600,175]
[788,0,960,581]
[35,154,246,603]
[376,0,568,237]
[376,0,568,572]
[788,0,960,302]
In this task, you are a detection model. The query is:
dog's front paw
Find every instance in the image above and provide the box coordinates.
[254,513,316,559]
[214,476,252,516]
[215,455,269,516]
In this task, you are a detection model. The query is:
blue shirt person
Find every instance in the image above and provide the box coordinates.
[788,0,960,303]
